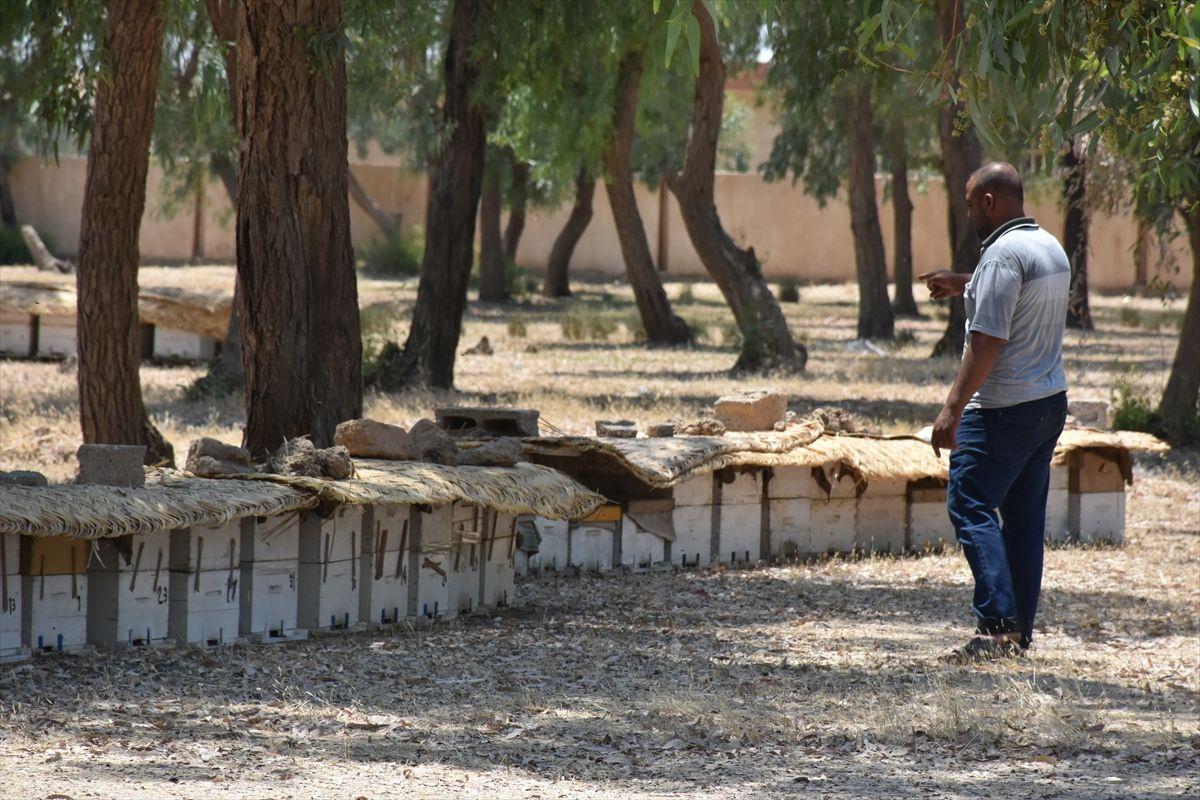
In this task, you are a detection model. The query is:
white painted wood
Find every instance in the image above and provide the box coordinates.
[855,494,908,554]
[530,517,569,572]
[717,502,761,565]
[152,327,217,361]
[672,505,712,567]
[769,466,816,500]
[620,515,667,569]
[0,312,32,356]
[809,498,857,554]
[34,315,75,358]
[0,534,21,659]
[569,524,614,571]
[768,497,810,557]
[673,475,713,507]
[87,531,171,646]
[1072,491,1126,544]
[25,573,87,652]
[908,502,956,551]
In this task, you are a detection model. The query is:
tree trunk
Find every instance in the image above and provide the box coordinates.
[503,154,529,263]
[76,0,173,466]
[845,83,894,341]
[930,0,982,359]
[888,115,918,317]
[388,0,491,390]
[602,49,691,346]
[669,2,804,372]
[348,168,398,239]
[1154,203,1200,443]
[478,160,508,302]
[235,0,361,455]
[1061,137,1092,329]
[543,165,594,298]
[0,163,16,228]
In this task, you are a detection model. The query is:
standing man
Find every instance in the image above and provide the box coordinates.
[919,162,1070,660]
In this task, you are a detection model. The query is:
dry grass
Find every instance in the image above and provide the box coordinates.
[0,265,1197,798]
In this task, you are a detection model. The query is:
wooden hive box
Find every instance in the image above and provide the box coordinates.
[169,523,241,645]
[905,479,955,552]
[671,474,713,568]
[239,513,304,642]
[1069,451,1126,544]
[21,535,89,653]
[714,468,764,565]
[297,506,362,631]
[0,311,33,357]
[87,531,171,647]
[1044,463,1070,544]
[486,512,518,608]
[855,478,908,554]
[33,314,76,358]
[447,503,486,615]
[1,533,23,660]
[809,466,860,555]
[766,466,814,559]
[523,517,568,573]
[409,504,452,621]
[152,327,218,362]
[568,520,617,572]
[358,504,411,627]
[620,500,671,569]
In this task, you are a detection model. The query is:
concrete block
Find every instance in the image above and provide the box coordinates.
[1068,397,1110,428]
[436,406,540,437]
[595,420,637,438]
[76,444,146,488]
[714,389,786,432]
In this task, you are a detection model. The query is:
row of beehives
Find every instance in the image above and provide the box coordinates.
[0,311,217,361]
[515,456,1126,575]
[0,501,517,660]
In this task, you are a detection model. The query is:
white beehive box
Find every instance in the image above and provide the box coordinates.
[1068,452,1125,544]
[766,466,814,558]
[21,535,89,653]
[524,517,569,573]
[169,524,241,645]
[1,533,24,660]
[855,479,907,554]
[0,311,32,357]
[239,513,304,641]
[808,464,862,554]
[906,480,955,551]
[359,504,411,626]
[152,327,218,361]
[298,506,362,631]
[672,474,713,567]
[486,513,518,608]
[447,503,486,615]
[1044,464,1069,544]
[714,470,763,565]
[568,522,615,571]
[411,504,452,621]
[87,531,171,647]
[621,499,671,569]
[34,314,76,358]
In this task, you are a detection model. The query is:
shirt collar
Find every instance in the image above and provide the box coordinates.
[980,216,1037,251]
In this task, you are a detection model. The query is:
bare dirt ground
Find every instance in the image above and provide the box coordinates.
[1,267,1197,798]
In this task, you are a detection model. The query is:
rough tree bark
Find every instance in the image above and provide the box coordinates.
[845,83,894,341]
[669,2,804,372]
[388,0,491,389]
[76,0,173,466]
[348,169,398,240]
[503,154,529,262]
[930,0,982,359]
[478,159,508,302]
[236,0,361,454]
[1061,137,1092,329]
[1154,203,1200,442]
[543,165,594,298]
[602,48,691,345]
[888,115,918,316]
[0,164,15,229]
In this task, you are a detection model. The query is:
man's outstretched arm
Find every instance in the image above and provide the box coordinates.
[931,332,1006,457]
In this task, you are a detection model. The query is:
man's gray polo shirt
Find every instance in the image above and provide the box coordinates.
[963,216,1070,409]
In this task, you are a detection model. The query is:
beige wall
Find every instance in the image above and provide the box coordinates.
[8,156,1191,291]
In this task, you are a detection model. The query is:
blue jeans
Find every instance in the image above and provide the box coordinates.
[947,392,1067,646]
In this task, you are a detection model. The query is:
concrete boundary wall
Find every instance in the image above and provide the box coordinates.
[8,157,1190,291]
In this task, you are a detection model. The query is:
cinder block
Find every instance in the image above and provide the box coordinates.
[76,444,146,488]
[298,506,363,631]
[240,513,304,641]
[87,532,171,647]
[435,406,540,437]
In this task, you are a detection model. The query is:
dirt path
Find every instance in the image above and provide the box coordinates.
[2,462,1196,800]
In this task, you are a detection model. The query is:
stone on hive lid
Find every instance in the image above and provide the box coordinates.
[713,389,787,432]
[435,406,540,438]
[645,422,675,438]
[410,419,461,465]
[458,437,524,467]
[334,418,415,460]
[76,443,146,487]
[596,420,637,438]
[1068,397,1110,429]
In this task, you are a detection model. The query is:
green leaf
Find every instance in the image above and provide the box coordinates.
[1189,81,1200,122]
[1066,109,1103,136]
[1012,40,1025,64]
[653,0,662,13]
[976,44,991,78]
[665,19,683,68]
[1180,36,1200,49]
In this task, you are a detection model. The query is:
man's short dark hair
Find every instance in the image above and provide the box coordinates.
[969,162,1024,204]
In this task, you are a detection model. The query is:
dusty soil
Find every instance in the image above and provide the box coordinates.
[0,268,1196,797]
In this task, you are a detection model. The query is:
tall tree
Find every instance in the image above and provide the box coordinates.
[385,0,492,389]
[670,1,805,372]
[503,150,530,262]
[478,150,508,302]
[1061,136,1092,329]
[235,0,361,453]
[543,164,595,297]
[604,47,692,345]
[77,0,173,465]
[886,113,919,317]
